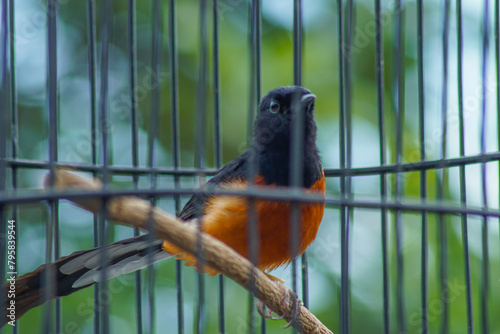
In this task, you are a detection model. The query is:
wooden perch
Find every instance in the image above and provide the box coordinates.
[45,170,333,334]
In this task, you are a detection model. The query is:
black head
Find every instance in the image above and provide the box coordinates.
[253,86,316,147]
[250,86,322,187]
[257,86,315,117]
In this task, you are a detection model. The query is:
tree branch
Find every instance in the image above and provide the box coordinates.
[44,170,333,334]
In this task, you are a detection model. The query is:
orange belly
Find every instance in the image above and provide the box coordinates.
[162,173,325,275]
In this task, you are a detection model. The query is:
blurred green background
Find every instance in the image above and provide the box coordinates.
[3,0,500,333]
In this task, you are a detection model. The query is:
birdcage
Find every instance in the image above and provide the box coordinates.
[1,0,499,333]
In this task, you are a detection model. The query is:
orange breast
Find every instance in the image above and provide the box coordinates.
[162,172,326,275]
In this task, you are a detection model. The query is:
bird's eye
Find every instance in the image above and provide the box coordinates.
[270,101,280,113]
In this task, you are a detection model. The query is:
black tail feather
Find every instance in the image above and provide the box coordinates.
[1,234,169,326]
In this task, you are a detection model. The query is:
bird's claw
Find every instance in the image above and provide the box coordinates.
[256,282,302,328]
[257,300,272,318]
[257,300,285,320]
[279,283,302,329]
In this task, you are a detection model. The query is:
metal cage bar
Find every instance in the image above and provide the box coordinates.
[480,1,491,332]
[290,0,304,314]
[455,0,474,332]
[43,0,60,333]
[166,1,184,333]
[96,1,112,333]
[5,151,500,177]
[374,1,389,333]
[437,1,450,332]
[416,1,428,333]
[195,2,208,333]
[125,0,144,331]
[146,0,163,332]
[211,1,225,332]
[336,1,350,333]
[84,0,101,332]
[393,0,405,332]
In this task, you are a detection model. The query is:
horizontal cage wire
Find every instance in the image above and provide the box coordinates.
[1,0,500,334]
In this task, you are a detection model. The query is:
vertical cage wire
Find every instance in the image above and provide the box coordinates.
[125,0,144,331]
[0,0,7,192]
[343,1,356,333]
[455,0,474,332]
[195,1,208,333]
[248,0,261,141]
[210,1,226,333]
[246,1,262,333]
[85,0,101,332]
[43,0,60,333]
[393,0,405,332]
[437,0,450,332]
[146,0,163,332]
[480,1,490,333]
[292,0,311,309]
[166,0,184,332]
[96,0,112,333]
[85,1,102,332]
[336,1,350,333]
[374,1,389,333]
[416,1,428,333]
[290,0,304,316]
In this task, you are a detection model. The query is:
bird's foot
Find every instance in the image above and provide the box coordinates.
[257,301,285,320]
[278,284,301,329]
[256,279,302,328]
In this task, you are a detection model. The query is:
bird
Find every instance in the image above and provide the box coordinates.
[2,85,325,324]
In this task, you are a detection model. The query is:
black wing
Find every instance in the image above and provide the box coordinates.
[178,151,250,221]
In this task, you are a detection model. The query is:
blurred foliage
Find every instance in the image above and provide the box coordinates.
[3,0,500,333]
